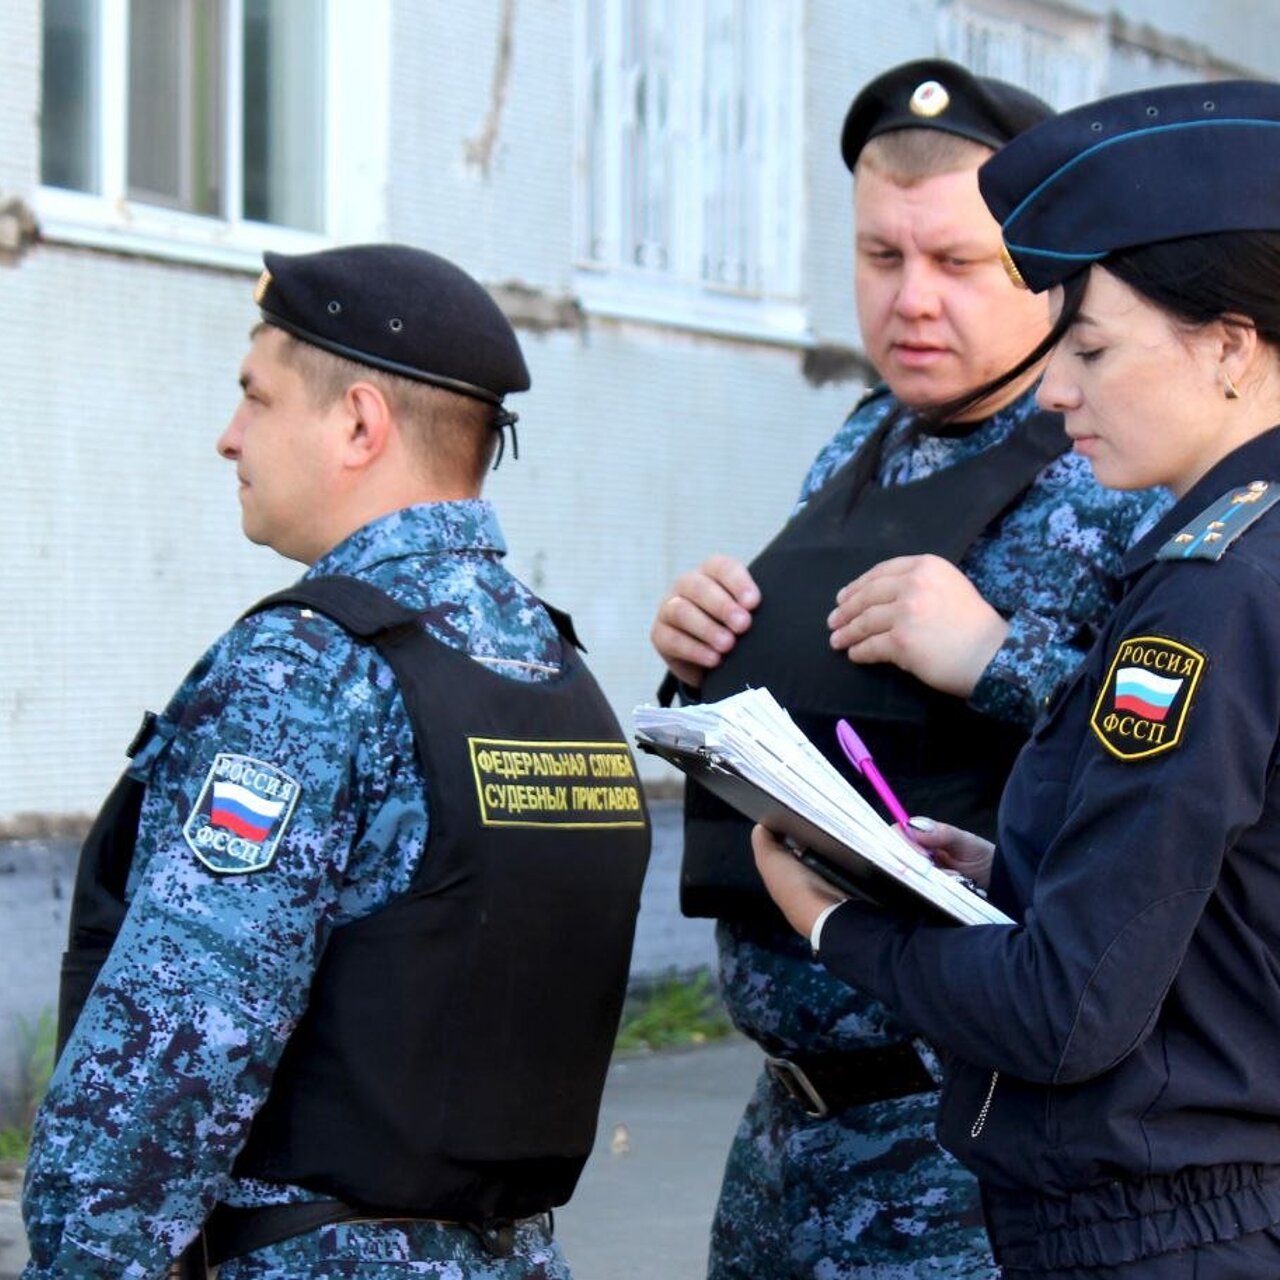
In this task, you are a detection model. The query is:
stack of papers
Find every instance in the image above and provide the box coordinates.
[634,688,1011,927]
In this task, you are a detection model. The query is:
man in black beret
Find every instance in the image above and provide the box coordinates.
[649,60,1170,1278]
[23,243,650,1279]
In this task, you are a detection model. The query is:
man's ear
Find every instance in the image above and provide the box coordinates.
[341,381,394,469]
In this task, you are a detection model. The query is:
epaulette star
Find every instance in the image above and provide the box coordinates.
[1156,481,1280,562]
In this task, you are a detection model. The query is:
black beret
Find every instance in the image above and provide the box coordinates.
[255,243,530,407]
[979,80,1280,293]
[841,58,1053,172]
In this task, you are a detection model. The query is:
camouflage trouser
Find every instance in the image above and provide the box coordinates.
[708,1067,996,1279]
[215,1215,571,1279]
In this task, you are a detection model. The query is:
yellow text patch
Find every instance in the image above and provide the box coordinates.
[468,738,647,828]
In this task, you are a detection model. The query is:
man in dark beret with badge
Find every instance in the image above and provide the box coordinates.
[21,243,651,1279]
[649,60,1171,1277]
[754,77,1280,1278]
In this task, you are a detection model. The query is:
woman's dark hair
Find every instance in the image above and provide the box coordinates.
[924,230,1280,428]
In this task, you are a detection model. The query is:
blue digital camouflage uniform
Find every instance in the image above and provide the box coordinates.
[22,500,572,1280]
[709,386,1173,1279]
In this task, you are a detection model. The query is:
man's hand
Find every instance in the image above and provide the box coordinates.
[828,554,1009,697]
[752,825,847,939]
[650,555,760,688]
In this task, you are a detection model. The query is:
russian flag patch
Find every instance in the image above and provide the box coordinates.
[1090,635,1205,761]
[184,753,301,873]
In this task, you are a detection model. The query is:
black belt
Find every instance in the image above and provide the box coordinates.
[764,1041,938,1118]
[203,1200,534,1266]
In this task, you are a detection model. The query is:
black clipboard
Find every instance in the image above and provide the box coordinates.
[637,736,998,927]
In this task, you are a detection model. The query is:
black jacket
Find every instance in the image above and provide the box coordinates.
[818,428,1280,1270]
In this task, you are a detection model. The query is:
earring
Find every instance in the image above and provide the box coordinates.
[1224,374,1241,400]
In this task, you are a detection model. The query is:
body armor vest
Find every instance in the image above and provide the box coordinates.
[682,405,1068,918]
[59,576,651,1224]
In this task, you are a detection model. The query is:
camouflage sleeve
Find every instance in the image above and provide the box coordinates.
[969,485,1175,728]
[794,393,894,508]
[970,607,1084,726]
[798,421,860,505]
[21,620,387,1279]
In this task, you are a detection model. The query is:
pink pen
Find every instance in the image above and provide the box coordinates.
[835,718,915,832]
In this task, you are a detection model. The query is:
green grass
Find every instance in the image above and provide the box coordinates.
[0,1127,28,1162]
[0,1008,57,1166]
[614,968,734,1054]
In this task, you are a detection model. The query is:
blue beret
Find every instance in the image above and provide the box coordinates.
[979,80,1280,293]
[255,243,530,408]
[841,58,1053,172]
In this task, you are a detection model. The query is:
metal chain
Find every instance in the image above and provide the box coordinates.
[971,1069,1000,1138]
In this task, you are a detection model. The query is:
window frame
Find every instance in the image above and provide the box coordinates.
[35,0,390,270]
[937,0,1105,109]
[572,0,808,346]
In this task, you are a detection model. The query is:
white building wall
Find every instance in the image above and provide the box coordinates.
[0,0,857,824]
[1072,0,1274,75]
[0,1,39,194]
[386,0,576,291]
[1,0,1278,829]
[0,247,294,821]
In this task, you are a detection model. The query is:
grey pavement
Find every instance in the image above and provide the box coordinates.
[557,1036,758,1279]
[0,1036,761,1279]
[0,1169,21,1280]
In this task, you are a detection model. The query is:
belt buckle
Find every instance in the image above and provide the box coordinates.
[764,1054,829,1118]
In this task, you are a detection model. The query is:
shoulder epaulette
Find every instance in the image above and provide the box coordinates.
[1156,480,1280,561]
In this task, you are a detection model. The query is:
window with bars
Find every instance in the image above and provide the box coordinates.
[1105,18,1235,96]
[937,1,1229,113]
[574,0,804,336]
[38,0,386,264]
[937,0,1103,108]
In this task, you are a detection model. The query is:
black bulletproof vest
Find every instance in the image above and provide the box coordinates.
[682,405,1068,919]
[57,577,651,1224]
[57,758,148,1054]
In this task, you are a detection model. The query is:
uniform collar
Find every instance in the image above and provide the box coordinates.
[912,381,1045,444]
[307,500,508,579]
[1121,425,1280,578]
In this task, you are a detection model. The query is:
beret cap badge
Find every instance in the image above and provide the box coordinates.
[909,80,950,118]
[839,59,1053,174]
[253,269,272,306]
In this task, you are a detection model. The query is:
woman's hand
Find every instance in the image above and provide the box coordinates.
[752,825,848,938]
[904,816,995,889]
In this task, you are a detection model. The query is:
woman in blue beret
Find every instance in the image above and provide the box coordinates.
[753,79,1280,1278]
